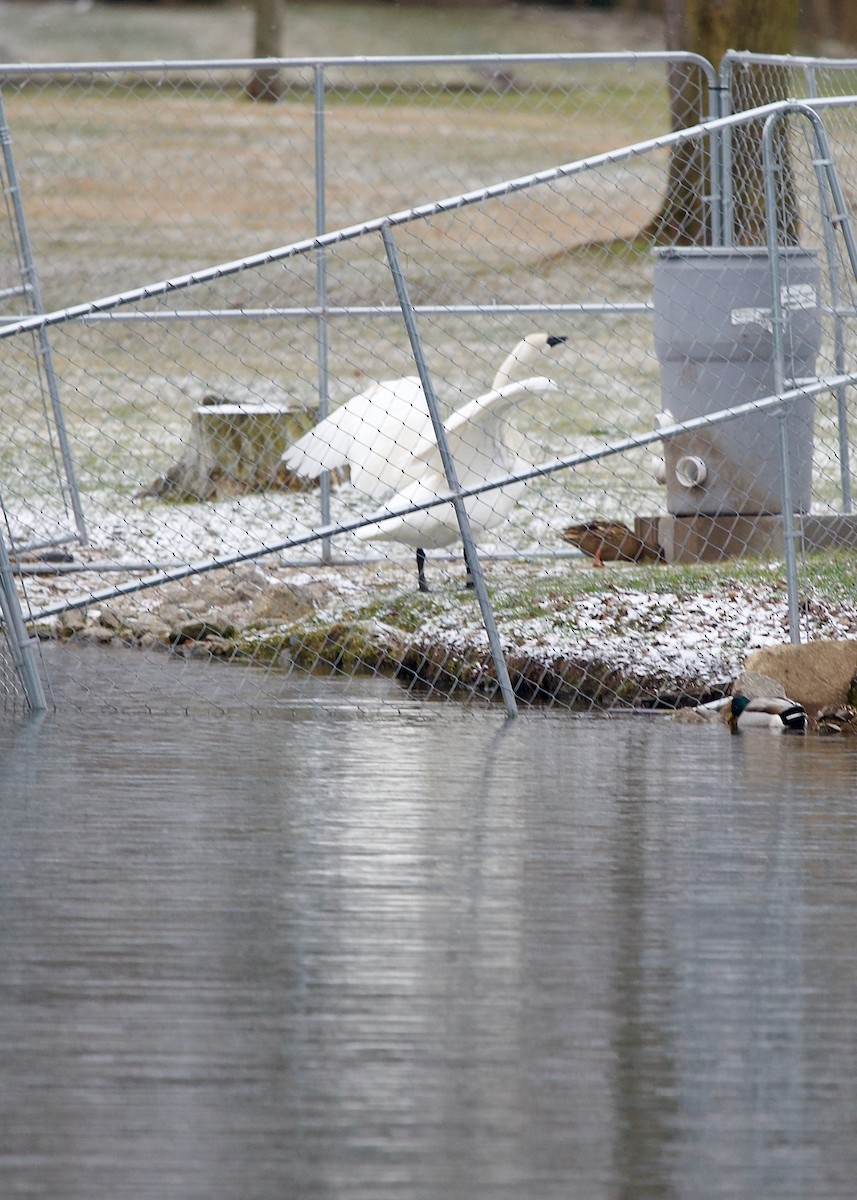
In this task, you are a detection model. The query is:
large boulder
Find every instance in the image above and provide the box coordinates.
[744,641,857,712]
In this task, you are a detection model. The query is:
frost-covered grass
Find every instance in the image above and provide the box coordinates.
[21,541,857,710]
[286,548,857,707]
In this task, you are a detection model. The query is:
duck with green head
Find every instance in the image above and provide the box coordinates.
[726,695,807,734]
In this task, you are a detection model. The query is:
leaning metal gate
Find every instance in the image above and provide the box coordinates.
[3,71,857,713]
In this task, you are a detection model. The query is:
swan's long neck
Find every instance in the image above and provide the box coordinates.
[490,337,543,392]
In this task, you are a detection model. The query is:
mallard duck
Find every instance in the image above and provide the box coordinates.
[726,695,807,734]
[560,520,662,567]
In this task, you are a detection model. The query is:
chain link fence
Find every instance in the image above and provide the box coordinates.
[1,55,857,716]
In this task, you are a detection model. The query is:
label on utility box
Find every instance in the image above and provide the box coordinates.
[730,284,818,332]
[731,306,772,330]
[781,283,818,311]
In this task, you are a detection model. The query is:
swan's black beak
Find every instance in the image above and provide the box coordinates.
[546,335,567,348]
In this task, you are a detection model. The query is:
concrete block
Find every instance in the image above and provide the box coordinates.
[656,514,782,563]
[648,513,857,565]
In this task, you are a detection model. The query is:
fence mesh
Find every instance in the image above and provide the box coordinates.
[1,58,857,716]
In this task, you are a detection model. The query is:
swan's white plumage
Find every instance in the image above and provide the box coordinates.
[282,332,566,586]
[282,333,564,502]
[355,375,557,549]
[282,375,432,501]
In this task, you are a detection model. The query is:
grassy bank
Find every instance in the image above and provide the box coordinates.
[25,549,857,711]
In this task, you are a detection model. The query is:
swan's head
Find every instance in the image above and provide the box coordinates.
[513,331,567,370]
[525,331,566,354]
[492,331,566,390]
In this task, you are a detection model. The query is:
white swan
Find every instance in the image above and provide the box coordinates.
[355,371,559,589]
[282,332,566,589]
[282,332,566,502]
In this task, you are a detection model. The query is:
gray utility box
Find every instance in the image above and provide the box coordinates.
[652,246,822,516]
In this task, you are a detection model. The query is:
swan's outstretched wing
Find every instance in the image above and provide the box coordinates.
[445,374,556,474]
[282,376,432,501]
[355,376,557,549]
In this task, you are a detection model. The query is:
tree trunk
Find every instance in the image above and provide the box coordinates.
[246,0,285,103]
[650,0,710,244]
[798,0,855,49]
[831,0,857,47]
[720,0,802,244]
[728,61,801,245]
[654,0,801,246]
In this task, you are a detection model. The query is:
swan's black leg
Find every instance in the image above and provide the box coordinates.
[416,547,430,593]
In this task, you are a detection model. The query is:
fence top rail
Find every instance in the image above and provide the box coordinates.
[719,50,857,96]
[722,50,857,69]
[0,94,850,344]
[0,51,715,76]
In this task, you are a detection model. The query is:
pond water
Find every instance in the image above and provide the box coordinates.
[1,646,857,1199]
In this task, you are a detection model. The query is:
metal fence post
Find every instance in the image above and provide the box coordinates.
[708,66,728,246]
[313,64,333,562]
[763,109,804,644]
[380,223,518,718]
[803,106,857,513]
[0,517,47,711]
[717,54,735,245]
[0,89,88,547]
